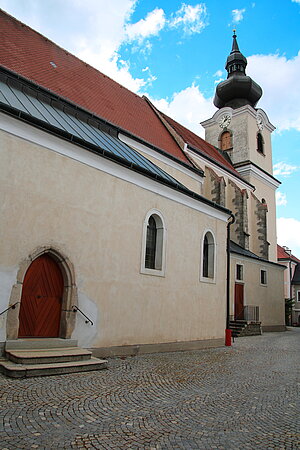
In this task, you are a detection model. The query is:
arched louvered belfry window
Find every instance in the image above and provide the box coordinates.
[202,231,215,279]
[142,211,166,275]
[220,131,232,151]
[257,132,264,154]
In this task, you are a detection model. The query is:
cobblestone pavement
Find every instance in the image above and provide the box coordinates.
[0,329,299,449]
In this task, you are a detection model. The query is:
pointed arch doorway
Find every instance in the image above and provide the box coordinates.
[18,254,63,338]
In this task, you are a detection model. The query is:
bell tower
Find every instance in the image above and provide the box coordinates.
[201,32,280,262]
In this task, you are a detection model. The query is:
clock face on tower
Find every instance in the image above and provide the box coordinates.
[256,115,264,130]
[219,114,231,128]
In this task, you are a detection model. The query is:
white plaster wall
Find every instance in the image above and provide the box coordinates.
[0,128,228,348]
[230,256,285,327]
[128,146,202,195]
[0,266,18,341]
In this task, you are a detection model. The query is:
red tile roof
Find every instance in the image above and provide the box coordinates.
[0,9,237,175]
[277,244,300,262]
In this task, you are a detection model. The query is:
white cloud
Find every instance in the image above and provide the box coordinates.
[0,0,152,92]
[247,52,300,131]
[276,192,287,206]
[232,8,246,23]
[125,8,166,43]
[292,0,300,4]
[169,3,208,35]
[277,218,300,258]
[214,77,224,85]
[273,162,298,177]
[147,83,216,137]
[213,70,223,77]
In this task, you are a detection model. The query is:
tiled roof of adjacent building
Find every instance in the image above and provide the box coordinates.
[0,9,241,179]
[277,244,300,263]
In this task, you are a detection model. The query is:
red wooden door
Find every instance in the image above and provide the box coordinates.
[18,255,63,338]
[234,283,244,320]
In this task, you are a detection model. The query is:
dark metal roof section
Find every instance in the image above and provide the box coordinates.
[230,241,285,268]
[0,75,181,186]
[292,264,300,285]
[0,70,231,216]
[214,32,262,109]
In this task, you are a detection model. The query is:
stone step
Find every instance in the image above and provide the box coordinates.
[0,357,107,378]
[229,320,262,338]
[5,338,78,350]
[5,347,92,365]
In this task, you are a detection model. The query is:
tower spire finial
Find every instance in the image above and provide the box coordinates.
[213,33,262,109]
[231,29,240,53]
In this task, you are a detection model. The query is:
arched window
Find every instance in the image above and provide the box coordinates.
[145,216,157,269]
[202,231,215,280]
[257,132,264,154]
[141,211,166,276]
[220,131,232,151]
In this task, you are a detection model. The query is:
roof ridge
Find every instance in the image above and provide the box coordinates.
[142,96,199,169]
[160,109,234,159]
[158,109,251,180]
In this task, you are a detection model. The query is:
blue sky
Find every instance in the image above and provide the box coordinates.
[1,0,300,255]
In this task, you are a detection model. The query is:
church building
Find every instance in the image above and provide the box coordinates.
[0,10,285,375]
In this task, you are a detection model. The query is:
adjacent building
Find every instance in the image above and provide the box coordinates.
[277,245,300,325]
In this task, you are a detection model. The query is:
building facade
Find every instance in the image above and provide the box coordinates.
[0,11,285,357]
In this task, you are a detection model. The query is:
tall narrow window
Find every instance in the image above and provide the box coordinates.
[141,211,166,276]
[145,216,157,269]
[202,231,215,279]
[220,131,232,151]
[203,235,209,277]
[257,132,264,154]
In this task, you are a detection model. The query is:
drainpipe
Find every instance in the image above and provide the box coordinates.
[226,213,235,346]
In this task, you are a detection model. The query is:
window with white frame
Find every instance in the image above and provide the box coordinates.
[260,269,267,285]
[297,291,300,302]
[141,210,166,276]
[236,264,243,281]
[201,231,215,280]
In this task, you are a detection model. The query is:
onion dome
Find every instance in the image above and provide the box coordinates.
[214,31,262,109]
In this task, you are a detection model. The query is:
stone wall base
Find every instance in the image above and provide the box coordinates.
[90,338,224,358]
[262,325,286,332]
